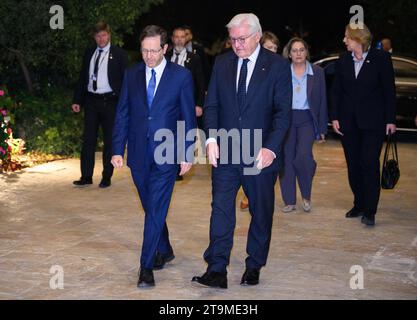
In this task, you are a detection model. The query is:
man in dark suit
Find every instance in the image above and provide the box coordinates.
[111,25,196,288]
[192,13,292,289]
[167,27,205,124]
[331,23,396,226]
[167,26,206,181]
[72,22,128,188]
[183,25,211,89]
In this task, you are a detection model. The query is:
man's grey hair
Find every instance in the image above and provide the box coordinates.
[226,13,262,35]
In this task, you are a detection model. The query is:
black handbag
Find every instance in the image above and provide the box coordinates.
[381,133,400,189]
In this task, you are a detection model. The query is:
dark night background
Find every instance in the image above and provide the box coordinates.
[1,0,416,161]
[125,0,415,58]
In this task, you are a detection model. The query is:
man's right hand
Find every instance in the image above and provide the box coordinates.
[72,104,80,113]
[332,120,344,136]
[111,155,124,168]
[206,142,219,167]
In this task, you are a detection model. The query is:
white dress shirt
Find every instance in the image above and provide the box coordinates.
[352,51,369,79]
[145,57,167,92]
[88,42,113,93]
[171,48,187,66]
[236,44,261,91]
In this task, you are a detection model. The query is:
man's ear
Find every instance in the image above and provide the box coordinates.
[162,44,169,54]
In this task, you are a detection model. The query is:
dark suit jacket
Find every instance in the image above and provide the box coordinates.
[166,50,206,106]
[72,45,128,105]
[112,61,196,171]
[188,41,211,88]
[330,48,396,131]
[203,47,292,172]
[307,64,328,139]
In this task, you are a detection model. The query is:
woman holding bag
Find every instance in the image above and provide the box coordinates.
[330,23,396,226]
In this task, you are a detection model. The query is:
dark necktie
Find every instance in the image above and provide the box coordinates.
[237,58,249,110]
[93,49,103,91]
[147,69,156,108]
[174,52,180,64]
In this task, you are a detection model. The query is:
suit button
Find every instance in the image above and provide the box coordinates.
[148,116,152,120]
[239,117,242,121]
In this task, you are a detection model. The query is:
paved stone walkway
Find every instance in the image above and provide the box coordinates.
[1,139,416,299]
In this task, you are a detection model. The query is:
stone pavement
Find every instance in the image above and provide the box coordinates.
[0,139,416,299]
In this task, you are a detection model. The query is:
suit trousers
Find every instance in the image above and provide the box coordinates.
[81,95,117,180]
[130,143,177,269]
[204,164,278,273]
[279,110,316,205]
[340,127,385,215]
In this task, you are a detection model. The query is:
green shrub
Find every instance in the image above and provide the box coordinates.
[13,88,84,157]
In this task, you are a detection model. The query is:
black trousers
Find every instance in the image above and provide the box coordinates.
[80,94,117,180]
[341,128,385,216]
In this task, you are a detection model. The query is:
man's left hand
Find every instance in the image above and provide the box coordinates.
[196,106,203,117]
[386,123,396,135]
[256,148,275,170]
[179,162,192,176]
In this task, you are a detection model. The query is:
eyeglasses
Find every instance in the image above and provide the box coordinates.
[141,48,163,55]
[290,48,306,54]
[230,32,256,45]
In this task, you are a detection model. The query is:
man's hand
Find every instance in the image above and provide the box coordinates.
[386,123,396,135]
[317,133,326,144]
[111,155,123,168]
[206,142,219,167]
[256,148,275,170]
[179,162,192,176]
[72,104,80,113]
[332,120,343,136]
[195,106,203,117]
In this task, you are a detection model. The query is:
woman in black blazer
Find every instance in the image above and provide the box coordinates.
[330,23,396,226]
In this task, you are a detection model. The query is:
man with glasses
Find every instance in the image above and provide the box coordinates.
[111,25,196,288]
[192,13,292,289]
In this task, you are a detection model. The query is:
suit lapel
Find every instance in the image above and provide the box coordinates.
[107,46,114,80]
[356,49,373,80]
[183,52,190,68]
[150,62,172,112]
[242,48,269,114]
[307,73,314,108]
[346,54,356,80]
[135,63,148,111]
[228,54,239,114]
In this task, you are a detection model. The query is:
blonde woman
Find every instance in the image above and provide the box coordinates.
[330,23,396,226]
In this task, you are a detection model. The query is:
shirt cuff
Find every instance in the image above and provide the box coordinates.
[205,137,217,146]
[265,148,276,159]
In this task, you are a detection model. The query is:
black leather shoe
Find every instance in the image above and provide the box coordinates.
[73,177,92,187]
[191,271,227,289]
[240,268,260,286]
[137,268,155,288]
[153,251,175,270]
[345,207,364,218]
[99,178,111,188]
[361,214,375,226]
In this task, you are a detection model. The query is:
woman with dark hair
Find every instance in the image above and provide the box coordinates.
[279,37,327,213]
